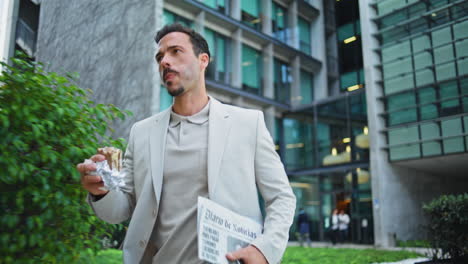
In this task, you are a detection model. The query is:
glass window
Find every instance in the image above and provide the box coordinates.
[386,91,417,126]
[388,125,420,161]
[380,11,407,29]
[340,70,364,91]
[204,28,230,84]
[384,74,414,95]
[419,87,439,120]
[432,27,452,47]
[242,44,262,95]
[451,2,468,20]
[163,10,193,27]
[274,59,292,104]
[298,17,311,55]
[453,19,468,39]
[199,0,229,14]
[382,40,411,63]
[337,22,359,42]
[420,123,441,156]
[440,81,460,116]
[377,0,406,16]
[300,70,313,105]
[283,118,314,169]
[383,57,412,79]
[317,99,350,166]
[412,35,431,53]
[441,117,464,153]
[290,175,320,239]
[241,0,261,30]
[272,2,288,43]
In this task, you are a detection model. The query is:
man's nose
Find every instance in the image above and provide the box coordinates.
[159,55,171,69]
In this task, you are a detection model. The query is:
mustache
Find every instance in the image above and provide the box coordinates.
[163,68,178,80]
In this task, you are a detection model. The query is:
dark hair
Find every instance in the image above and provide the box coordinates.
[155,23,211,59]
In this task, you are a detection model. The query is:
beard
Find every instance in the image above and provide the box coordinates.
[167,84,185,97]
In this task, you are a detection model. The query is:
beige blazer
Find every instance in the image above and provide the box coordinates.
[89,97,296,264]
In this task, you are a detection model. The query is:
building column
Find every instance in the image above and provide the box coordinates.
[310,0,327,100]
[194,11,205,36]
[0,0,19,66]
[287,1,299,49]
[291,56,301,107]
[264,105,276,139]
[263,43,274,99]
[231,28,242,89]
[230,0,241,20]
[261,0,272,36]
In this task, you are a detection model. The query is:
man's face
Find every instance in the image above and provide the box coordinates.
[155,32,205,96]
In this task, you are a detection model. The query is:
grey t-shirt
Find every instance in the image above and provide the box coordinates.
[145,101,210,264]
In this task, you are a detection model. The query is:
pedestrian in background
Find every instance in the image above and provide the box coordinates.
[338,209,350,243]
[297,208,311,247]
[330,209,339,245]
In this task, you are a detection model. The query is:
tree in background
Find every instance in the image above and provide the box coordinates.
[0,53,131,263]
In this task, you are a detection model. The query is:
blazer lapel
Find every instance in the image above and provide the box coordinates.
[208,98,232,197]
[149,108,171,202]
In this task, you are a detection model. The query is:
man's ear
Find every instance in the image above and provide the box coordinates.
[199,53,209,69]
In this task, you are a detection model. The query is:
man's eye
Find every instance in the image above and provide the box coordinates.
[174,49,181,53]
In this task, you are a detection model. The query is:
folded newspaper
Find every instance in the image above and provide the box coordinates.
[197,197,262,264]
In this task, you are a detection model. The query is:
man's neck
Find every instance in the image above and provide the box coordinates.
[172,90,209,116]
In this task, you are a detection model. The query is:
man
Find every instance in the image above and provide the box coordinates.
[77,23,296,264]
[338,210,350,243]
[296,208,311,247]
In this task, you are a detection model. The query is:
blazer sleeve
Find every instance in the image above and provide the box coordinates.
[250,111,296,264]
[87,124,137,224]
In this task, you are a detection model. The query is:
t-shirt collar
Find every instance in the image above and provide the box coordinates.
[169,98,210,127]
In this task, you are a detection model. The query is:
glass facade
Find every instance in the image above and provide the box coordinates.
[198,0,230,15]
[289,168,373,243]
[242,44,263,95]
[204,28,231,84]
[163,10,193,27]
[282,91,369,170]
[283,117,314,170]
[241,0,261,30]
[299,70,314,105]
[336,0,364,92]
[272,2,288,43]
[298,17,311,55]
[274,58,291,103]
[375,0,468,161]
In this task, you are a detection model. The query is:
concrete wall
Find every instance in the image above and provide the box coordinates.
[36,0,160,139]
[0,0,19,66]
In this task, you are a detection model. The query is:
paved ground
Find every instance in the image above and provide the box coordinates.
[370,258,429,264]
[287,241,432,263]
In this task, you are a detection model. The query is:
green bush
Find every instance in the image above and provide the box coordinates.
[0,53,131,263]
[423,193,468,261]
[396,239,430,248]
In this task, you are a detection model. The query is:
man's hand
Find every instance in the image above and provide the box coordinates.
[226,245,268,264]
[76,154,109,196]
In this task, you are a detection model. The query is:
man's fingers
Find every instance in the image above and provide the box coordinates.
[91,154,106,162]
[226,247,246,261]
[77,162,97,174]
[82,175,103,183]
